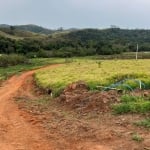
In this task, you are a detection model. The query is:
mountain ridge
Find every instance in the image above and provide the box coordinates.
[0,24,55,35]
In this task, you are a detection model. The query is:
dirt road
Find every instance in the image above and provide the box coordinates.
[0,65,61,150]
[0,64,113,150]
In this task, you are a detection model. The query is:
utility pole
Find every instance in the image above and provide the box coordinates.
[136,43,138,60]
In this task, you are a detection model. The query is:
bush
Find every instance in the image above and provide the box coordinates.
[36,49,53,58]
[0,54,29,67]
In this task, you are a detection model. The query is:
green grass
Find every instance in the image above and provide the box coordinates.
[132,133,144,142]
[112,95,150,114]
[94,52,150,59]
[35,59,150,96]
[113,101,150,114]
[121,95,143,103]
[0,58,64,81]
[135,119,150,129]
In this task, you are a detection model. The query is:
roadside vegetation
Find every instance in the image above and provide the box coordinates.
[112,95,150,114]
[35,59,150,96]
[0,54,28,67]
[0,58,64,81]
[132,133,144,142]
[135,119,150,129]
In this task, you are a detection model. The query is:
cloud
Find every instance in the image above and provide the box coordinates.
[0,0,150,28]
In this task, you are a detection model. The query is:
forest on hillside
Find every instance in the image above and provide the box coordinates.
[1,27,150,57]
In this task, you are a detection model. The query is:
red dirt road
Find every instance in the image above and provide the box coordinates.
[0,65,61,150]
[0,65,112,150]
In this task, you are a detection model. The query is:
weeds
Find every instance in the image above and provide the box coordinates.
[135,119,150,129]
[132,133,144,142]
[96,61,102,68]
[113,95,150,114]
[121,95,144,103]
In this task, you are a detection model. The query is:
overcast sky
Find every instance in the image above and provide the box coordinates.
[0,0,150,29]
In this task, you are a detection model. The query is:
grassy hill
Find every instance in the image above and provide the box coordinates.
[0,24,54,35]
[0,27,47,39]
[13,24,54,34]
[0,30,23,40]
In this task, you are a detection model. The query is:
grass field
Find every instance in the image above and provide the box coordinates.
[0,58,64,81]
[35,59,150,96]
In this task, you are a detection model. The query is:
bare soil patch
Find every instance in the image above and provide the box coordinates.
[16,79,150,150]
[57,81,120,113]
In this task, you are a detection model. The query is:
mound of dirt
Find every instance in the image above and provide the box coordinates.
[57,81,120,113]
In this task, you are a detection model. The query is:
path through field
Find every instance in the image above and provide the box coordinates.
[0,64,112,150]
[0,65,60,150]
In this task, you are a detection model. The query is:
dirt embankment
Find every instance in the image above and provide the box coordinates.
[57,81,120,113]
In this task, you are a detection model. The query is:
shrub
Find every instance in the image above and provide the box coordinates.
[36,49,53,58]
[0,54,29,67]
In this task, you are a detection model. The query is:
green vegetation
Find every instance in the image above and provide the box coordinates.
[113,95,150,114]
[0,54,28,67]
[35,59,150,96]
[0,58,64,81]
[135,119,150,129]
[13,24,54,34]
[1,26,150,58]
[120,95,143,103]
[113,100,150,114]
[132,133,144,142]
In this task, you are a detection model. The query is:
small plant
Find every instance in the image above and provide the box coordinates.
[135,119,150,129]
[132,133,144,142]
[96,61,102,68]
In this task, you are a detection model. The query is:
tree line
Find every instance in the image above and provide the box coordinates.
[1,28,150,58]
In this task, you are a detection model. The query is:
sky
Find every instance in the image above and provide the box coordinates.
[0,0,150,29]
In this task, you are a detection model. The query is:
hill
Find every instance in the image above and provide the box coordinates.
[0,24,10,28]
[1,25,150,57]
[57,28,150,54]
[0,26,47,39]
[13,24,54,34]
[0,24,54,35]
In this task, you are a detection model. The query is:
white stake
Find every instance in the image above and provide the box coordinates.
[136,43,138,60]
